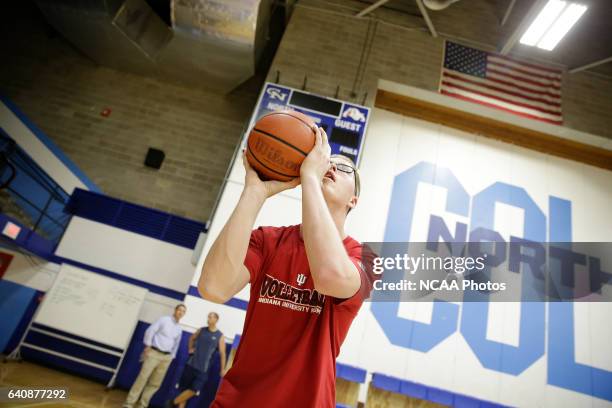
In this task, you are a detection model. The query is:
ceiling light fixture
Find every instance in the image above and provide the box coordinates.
[519,0,587,51]
[537,3,588,50]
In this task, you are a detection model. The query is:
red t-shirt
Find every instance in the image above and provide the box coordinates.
[211,224,374,408]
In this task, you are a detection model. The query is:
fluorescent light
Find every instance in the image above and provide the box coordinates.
[520,0,567,46]
[537,3,587,50]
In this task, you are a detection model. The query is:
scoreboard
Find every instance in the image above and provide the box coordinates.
[246,82,371,165]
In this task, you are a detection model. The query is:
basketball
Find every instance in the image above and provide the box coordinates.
[246,110,317,181]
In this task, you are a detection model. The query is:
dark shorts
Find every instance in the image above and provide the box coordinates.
[178,364,209,393]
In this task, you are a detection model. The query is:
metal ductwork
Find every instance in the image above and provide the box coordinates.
[35,0,272,93]
[423,0,461,11]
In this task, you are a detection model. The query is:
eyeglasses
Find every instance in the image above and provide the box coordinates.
[330,161,356,175]
[330,160,359,198]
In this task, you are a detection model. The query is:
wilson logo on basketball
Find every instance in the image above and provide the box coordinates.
[252,138,300,172]
[246,110,316,181]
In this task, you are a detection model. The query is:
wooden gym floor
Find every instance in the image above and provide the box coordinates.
[0,360,126,407]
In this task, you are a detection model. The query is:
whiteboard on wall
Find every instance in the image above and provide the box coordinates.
[34,263,147,349]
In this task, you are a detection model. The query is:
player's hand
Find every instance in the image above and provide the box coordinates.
[242,150,300,199]
[299,126,331,182]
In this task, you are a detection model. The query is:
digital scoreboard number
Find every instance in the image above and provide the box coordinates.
[247,82,371,165]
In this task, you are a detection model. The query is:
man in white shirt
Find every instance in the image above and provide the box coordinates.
[124,304,186,408]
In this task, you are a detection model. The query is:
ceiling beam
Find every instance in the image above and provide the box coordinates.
[499,0,546,55]
[500,0,516,26]
[569,56,612,74]
[355,0,390,17]
[415,0,438,37]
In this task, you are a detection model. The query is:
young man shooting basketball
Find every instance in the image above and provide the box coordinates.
[199,127,374,407]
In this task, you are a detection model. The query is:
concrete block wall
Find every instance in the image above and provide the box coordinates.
[0,3,259,222]
[268,0,612,140]
[562,72,612,137]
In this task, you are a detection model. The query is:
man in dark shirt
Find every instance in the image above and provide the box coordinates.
[167,312,226,408]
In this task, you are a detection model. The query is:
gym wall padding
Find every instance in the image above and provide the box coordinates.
[336,108,612,406]
[0,279,36,352]
[55,216,196,294]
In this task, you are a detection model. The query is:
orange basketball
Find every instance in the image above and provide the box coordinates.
[246,110,317,181]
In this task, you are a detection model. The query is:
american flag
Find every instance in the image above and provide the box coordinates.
[440,41,563,125]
